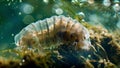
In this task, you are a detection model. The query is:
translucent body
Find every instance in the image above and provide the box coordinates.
[14,15,91,50]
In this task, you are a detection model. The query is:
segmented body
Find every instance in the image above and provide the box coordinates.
[15,15,91,50]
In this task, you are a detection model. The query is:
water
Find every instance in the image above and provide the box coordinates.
[0,0,120,68]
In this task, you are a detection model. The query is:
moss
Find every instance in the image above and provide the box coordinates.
[87,24,120,67]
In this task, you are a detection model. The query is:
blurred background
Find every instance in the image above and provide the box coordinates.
[0,0,120,50]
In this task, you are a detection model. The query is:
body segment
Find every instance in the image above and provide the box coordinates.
[15,15,91,50]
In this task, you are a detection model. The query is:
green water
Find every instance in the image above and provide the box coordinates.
[0,0,120,68]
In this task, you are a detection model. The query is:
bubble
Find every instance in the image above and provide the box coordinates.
[113,3,120,12]
[55,8,63,15]
[43,0,49,4]
[8,3,11,6]
[77,12,85,18]
[19,63,22,66]
[88,0,94,4]
[23,15,35,24]
[11,34,14,36]
[19,0,22,3]
[103,0,111,7]
[22,59,25,62]
[71,0,78,3]
[21,4,34,14]
[16,53,19,56]
[88,55,91,58]
[18,12,22,15]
